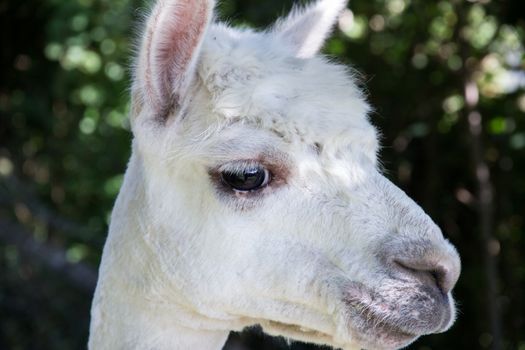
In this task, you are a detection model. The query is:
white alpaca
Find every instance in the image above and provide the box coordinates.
[88,0,461,349]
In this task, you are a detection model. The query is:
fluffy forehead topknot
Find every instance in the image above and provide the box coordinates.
[194,23,377,149]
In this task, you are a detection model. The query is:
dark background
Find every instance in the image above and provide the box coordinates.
[1,0,524,349]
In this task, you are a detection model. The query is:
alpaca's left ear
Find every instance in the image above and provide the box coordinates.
[273,0,348,58]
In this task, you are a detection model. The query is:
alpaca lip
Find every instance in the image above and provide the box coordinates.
[341,282,448,348]
[345,303,420,350]
[346,300,418,343]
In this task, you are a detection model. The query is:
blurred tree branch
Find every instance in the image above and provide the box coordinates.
[455,3,503,349]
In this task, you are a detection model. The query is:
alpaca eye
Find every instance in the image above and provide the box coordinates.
[221,165,270,192]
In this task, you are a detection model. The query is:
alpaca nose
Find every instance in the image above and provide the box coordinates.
[394,251,460,295]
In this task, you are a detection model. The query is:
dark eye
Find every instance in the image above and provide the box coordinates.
[220,165,271,192]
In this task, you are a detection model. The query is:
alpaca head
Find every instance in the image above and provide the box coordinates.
[128,0,461,349]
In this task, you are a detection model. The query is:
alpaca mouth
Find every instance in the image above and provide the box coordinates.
[346,304,419,349]
[341,281,452,349]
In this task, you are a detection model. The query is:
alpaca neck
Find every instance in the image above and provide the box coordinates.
[88,149,230,350]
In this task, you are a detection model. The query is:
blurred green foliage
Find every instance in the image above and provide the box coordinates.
[0,0,524,349]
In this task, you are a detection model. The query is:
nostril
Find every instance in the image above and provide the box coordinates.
[394,258,457,295]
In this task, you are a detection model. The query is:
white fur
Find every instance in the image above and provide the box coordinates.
[89,1,461,349]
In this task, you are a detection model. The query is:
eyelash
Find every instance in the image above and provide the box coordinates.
[217,160,263,175]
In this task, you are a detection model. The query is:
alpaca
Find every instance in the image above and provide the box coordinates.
[88,0,461,349]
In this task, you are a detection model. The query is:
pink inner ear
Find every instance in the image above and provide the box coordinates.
[143,1,210,117]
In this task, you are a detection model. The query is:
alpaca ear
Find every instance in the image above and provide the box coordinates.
[135,0,214,121]
[273,0,348,58]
